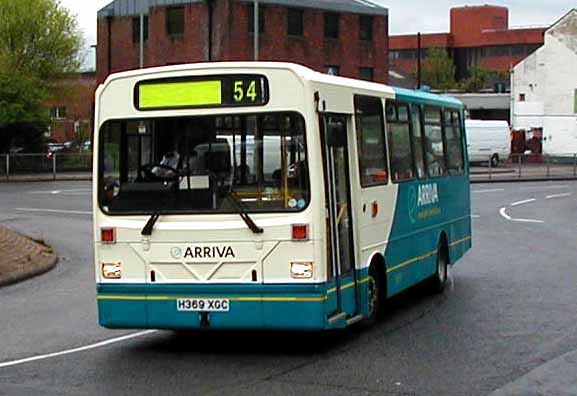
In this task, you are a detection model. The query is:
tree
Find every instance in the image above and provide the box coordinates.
[0,0,83,153]
[421,48,457,91]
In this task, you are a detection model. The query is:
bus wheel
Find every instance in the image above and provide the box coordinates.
[429,244,448,294]
[490,154,499,167]
[361,262,384,328]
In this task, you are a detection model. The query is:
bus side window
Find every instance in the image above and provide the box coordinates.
[444,110,465,175]
[410,105,426,179]
[423,106,446,178]
[354,95,389,186]
[386,101,415,182]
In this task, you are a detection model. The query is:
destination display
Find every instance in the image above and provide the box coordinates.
[135,74,269,110]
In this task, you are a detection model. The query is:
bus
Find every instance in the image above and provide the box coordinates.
[94,62,471,330]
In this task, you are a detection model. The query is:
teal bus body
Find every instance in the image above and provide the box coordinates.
[383,88,471,297]
[95,65,471,331]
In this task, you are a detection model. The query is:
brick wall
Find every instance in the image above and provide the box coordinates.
[97,0,389,84]
[45,73,96,143]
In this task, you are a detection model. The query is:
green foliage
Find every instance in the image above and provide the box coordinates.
[421,48,457,91]
[0,72,49,152]
[0,0,83,80]
[0,0,83,153]
[459,67,490,92]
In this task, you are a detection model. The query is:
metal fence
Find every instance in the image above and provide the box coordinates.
[2,152,577,183]
[0,153,92,181]
[470,153,577,182]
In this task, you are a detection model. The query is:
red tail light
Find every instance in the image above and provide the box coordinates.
[292,224,309,241]
[101,227,116,244]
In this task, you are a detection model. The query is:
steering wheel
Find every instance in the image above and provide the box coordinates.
[139,163,179,182]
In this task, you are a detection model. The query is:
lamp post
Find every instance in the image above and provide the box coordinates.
[253,0,259,60]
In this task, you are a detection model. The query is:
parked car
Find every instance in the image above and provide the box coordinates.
[465,120,511,167]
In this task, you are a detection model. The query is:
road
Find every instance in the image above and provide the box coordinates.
[1,180,577,395]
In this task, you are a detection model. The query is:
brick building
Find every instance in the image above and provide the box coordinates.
[45,72,96,144]
[389,5,546,85]
[96,0,389,85]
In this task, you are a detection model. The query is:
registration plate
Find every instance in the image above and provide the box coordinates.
[176,298,230,312]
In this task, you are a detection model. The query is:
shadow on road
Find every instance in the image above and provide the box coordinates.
[122,281,447,357]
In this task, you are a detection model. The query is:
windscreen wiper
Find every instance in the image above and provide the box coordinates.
[141,211,161,236]
[226,191,264,234]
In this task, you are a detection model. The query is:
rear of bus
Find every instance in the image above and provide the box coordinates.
[94,63,331,330]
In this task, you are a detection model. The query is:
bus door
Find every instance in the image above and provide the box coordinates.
[322,115,359,321]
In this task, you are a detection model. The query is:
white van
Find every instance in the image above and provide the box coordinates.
[465,120,511,166]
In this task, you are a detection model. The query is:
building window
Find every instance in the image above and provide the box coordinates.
[49,107,67,120]
[166,7,184,38]
[325,65,340,76]
[359,67,374,81]
[324,12,339,39]
[287,8,304,37]
[519,93,526,102]
[132,16,149,44]
[355,95,388,187]
[248,4,265,34]
[359,15,373,41]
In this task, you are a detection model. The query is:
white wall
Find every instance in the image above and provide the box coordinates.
[512,10,577,154]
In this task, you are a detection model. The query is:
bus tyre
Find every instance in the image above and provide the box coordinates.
[490,154,499,167]
[429,245,448,294]
[361,264,382,328]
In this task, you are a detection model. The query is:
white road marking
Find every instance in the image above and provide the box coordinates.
[471,188,505,193]
[28,189,91,195]
[546,193,572,199]
[499,207,544,224]
[499,207,512,220]
[471,214,481,218]
[0,330,156,369]
[520,185,568,191]
[511,198,536,207]
[15,208,91,215]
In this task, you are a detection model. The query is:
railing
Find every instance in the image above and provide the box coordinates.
[2,152,577,183]
[0,153,92,182]
[470,153,577,182]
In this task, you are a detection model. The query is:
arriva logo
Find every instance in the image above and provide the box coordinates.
[417,183,439,207]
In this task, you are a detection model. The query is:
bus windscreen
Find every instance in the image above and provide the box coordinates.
[98,112,309,215]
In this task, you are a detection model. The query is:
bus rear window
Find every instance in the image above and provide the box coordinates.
[98,112,310,215]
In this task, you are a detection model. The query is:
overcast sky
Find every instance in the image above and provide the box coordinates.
[63,0,575,70]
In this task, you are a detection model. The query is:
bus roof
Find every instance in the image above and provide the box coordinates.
[393,87,464,109]
[99,61,397,95]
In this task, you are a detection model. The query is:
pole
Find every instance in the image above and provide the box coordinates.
[253,0,259,60]
[5,154,9,182]
[417,32,421,90]
[139,2,144,68]
[52,153,57,181]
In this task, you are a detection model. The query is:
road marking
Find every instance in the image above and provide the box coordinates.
[499,207,544,224]
[15,208,91,216]
[546,193,572,199]
[471,214,481,218]
[0,330,156,369]
[511,198,536,207]
[520,185,568,191]
[28,189,91,195]
[471,188,505,193]
[499,207,512,220]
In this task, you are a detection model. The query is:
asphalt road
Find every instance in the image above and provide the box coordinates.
[1,180,577,395]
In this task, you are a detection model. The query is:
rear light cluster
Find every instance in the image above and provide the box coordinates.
[101,227,116,244]
[292,224,309,241]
